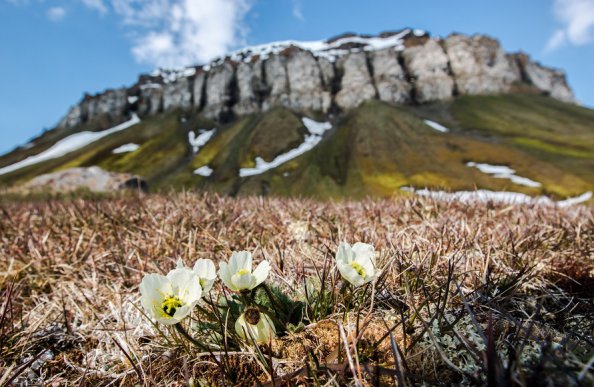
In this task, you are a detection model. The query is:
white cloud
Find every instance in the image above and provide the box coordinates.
[47,6,66,22]
[546,0,594,51]
[546,29,567,51]
[291,0,304,21]
[11,0,254,69]
[108,0,253,68]
[80,0,108,15]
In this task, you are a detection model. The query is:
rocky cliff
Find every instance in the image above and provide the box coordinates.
[57,29,574,130]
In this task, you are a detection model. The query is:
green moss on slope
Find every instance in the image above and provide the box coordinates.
[1,94,592,200]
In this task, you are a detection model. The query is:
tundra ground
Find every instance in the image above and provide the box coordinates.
[0,193,592,385]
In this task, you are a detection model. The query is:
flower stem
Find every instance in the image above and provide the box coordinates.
[174,323,209,351]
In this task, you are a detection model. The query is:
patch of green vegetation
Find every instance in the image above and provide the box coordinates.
[512,137,594,159]
[239,107,307,166]
[452,94,594,149]
[1,94,592,199]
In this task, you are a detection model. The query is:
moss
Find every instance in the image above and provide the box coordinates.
[239,107,307,166]
[512,137,594,159]
[1,94,592,199]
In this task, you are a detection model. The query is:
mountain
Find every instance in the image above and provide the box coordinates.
[1,29,593,200]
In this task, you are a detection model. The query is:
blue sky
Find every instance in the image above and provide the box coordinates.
[1,0,593,154]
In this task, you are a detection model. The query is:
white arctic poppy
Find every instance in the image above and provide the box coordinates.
[140,268,202,325]
[192,259,217,294]
[176,258,217,294]
[219,251,270,292]
[235,307,276,344]
[335,242,376,287]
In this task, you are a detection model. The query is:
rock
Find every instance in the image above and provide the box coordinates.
[506,54,523,82]
[54,31,578,129]
[371,48,411,104]
[138,83,164,116]
[285,49,331,112]
[58,105,83,128]
[21,167,147,193]
[335,51,377,109]
[193,71,206,108]
[203,62,235,119]
[262,55,290,111]
[514,54,575,103]
[444,34,520,95]
[82,89,128,123]
[402,39,454,102]
[163,76,193,111]
[234,61,266,115]
[318,57,336,90]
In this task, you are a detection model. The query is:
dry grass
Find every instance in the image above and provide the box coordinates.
[0,192,593,386]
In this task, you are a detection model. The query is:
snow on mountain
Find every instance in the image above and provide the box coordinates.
[239,117,332,177]
[0,114,140,176]
[112,143,140,154]
[424,120,449,133]
[188,129,216,153]
[402,187,592,207]
[466,161,541,188]
[193,165,213,177]
[210,28,417,67]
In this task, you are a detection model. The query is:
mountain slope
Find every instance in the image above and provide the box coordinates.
[1,93,592,199]
[0,30,592,200]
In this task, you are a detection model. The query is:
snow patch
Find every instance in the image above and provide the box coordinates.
[112,143,140,154]
[424,120,449,133]
[401,187,592,207]
[139,83,162,90]
[151,67,196,83]
[127,96,138,104]
[302,117,332,135]
[212,29,416,64]
[0,115,141,176]
[466,162,541,188]
[193,165,213,177]
[188,129,216,153]
[239,117,332,177]
[557,191,593,207]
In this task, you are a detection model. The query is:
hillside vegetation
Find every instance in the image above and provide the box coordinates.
[0,94,593,199]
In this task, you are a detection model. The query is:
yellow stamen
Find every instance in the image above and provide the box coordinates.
[161,296,182,318]
[237,268,250,275]
[350,262,366,278]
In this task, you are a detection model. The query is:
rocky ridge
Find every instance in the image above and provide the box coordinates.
[57,29,575,130]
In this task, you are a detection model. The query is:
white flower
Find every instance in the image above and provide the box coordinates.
[140,268,202,325]
[235,307,276,344]
[193,259,217,294]
[176,258,217,293]
[219,251,270,292]
[335,242,376,287]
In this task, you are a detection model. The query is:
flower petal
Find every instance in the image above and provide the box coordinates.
[352,242,375,265]
[229,251,251,274]
[201,278,216,294]
[256,313,276,343]
[172,304,191,322]
[167,268,202,304]
[337,261,364,287]
[336,242,353,265]
[252,260,270,287]
[140,273,170,317]
[193,259,217,280]
[231,272,255,291]
[218,262,234,290]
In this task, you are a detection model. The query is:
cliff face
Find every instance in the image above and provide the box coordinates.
[57,29,575,130]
